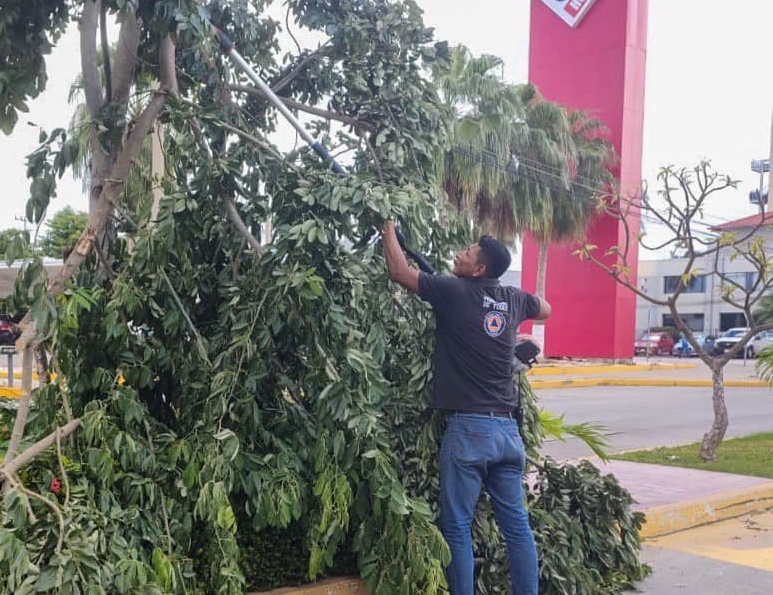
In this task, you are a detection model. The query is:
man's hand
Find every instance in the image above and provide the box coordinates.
[517,333,541,350]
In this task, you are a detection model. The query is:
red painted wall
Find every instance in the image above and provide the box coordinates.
[522,0,648,358]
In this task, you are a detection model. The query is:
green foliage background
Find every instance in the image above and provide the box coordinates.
[0,1,647,593]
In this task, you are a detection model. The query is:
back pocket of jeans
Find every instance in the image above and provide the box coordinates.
[448,428,489,465]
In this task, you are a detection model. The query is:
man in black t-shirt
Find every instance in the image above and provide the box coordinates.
[382,221,550,595]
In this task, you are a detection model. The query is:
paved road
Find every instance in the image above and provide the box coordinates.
[632,510,773,594]
[635,543,773,595]
[537,384,773,460]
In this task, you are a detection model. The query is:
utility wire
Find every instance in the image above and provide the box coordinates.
[450,146,608,198]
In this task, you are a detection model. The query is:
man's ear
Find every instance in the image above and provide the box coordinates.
[472,263,487,278]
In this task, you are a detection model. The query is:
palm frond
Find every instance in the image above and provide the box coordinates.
[538,410,611,461]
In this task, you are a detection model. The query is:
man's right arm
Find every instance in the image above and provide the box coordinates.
[382,221,420,294]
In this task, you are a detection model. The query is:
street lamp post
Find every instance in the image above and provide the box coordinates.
[750,159,769,212]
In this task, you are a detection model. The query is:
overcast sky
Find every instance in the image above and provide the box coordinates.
[2,1,771,244]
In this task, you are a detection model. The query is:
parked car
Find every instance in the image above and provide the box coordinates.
[0,315,19,347]
[634,332,674,356]
[671,333,707,357]
[748,330,773,358]
[712,327,751,357]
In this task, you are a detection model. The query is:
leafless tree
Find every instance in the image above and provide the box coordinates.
[576,161,773,461]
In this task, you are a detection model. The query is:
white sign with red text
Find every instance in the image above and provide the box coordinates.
[539,0,600,28]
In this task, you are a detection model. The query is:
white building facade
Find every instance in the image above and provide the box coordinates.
[635,213,773,338]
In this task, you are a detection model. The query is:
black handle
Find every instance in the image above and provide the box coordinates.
[395,228,436,275]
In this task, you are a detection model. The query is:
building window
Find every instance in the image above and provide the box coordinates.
[720,312,747,332]
[663,275,706,294]
[722,272,755,292]
[663,314,705,332]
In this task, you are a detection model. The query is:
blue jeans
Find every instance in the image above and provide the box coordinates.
[439,413,538,595]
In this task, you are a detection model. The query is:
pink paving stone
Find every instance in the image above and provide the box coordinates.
[592,459,772,509]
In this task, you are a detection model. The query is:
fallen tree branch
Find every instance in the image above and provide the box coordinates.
[0,419,82,480]
[4,349,35,465]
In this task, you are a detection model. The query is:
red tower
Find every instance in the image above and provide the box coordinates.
[522,0,648,358]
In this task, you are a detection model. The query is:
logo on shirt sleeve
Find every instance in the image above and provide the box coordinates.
[483,311,506,337]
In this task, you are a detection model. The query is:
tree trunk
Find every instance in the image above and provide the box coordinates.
[532,240,549,354]
[7,31,176,471]
[699,365,728,461]
[536,240,549,298]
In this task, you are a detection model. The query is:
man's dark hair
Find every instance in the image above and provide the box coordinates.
[477,235,511,279]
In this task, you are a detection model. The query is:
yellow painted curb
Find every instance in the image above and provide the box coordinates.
[530,378,767,389]
[640,481,773,539]
[0,387,22,399]
[528,363,697,376]
[246,577,365,594]
[0,372,40,381]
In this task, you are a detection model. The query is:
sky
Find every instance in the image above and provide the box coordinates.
[2,0,772,250]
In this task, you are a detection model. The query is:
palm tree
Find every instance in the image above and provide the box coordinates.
[433,46,525,228]
[434,49,616,301]
[519,103,615,296]
[459,84,571,245]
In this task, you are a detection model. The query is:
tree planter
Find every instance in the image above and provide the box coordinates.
[247,577,366,595]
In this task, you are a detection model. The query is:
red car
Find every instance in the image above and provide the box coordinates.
[634,332,674,356]
[0,315,19,347]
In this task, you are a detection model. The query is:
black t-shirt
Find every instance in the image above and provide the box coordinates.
[418,272,541,412]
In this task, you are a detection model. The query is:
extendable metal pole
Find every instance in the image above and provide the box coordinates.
[216,30,345,175]
[213,26,437,275]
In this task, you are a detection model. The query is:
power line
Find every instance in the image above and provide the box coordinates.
[451,145,607,197]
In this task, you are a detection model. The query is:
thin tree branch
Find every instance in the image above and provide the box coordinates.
[271,43,330,95]
[187,116,266,255]
[229,85,375,133]
[222,197,265,255]
[145,420,174,555]
[2,473,66,554]
[55,430,72,507]
[159,268,212,366]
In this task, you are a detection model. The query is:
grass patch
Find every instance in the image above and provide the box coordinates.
[611,432,773,479]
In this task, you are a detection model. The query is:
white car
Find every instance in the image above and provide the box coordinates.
[712,327,751,357]
[749,330,773,358]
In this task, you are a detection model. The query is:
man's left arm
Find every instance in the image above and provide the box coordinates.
[533,296,551,320]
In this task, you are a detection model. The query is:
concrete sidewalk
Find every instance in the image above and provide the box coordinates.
[584,458,773,539]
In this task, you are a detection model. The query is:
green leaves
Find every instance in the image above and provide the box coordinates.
[528,460,650,594]
[0,1,68,135]
[1,2,645,594]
